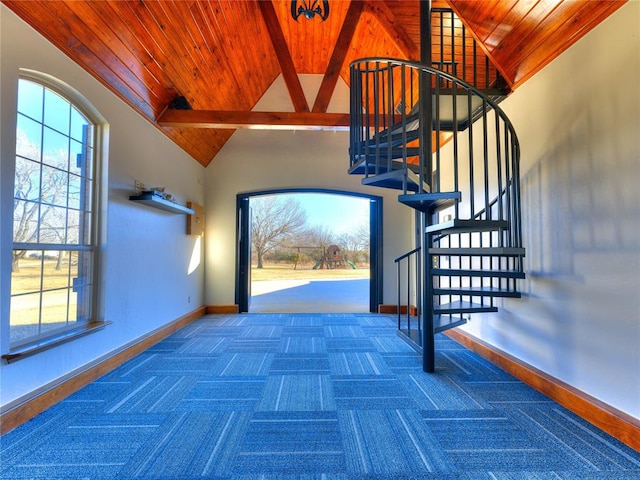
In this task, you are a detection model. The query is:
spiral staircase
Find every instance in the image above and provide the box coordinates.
[348,51,525,372]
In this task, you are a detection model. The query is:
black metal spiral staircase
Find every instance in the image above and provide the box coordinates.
[348,55,525,372]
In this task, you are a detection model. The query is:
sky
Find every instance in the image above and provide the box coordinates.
[256,192,370,236]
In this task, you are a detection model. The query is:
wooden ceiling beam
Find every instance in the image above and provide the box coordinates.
[312,0,365,113]
[365,0,419,60]
[157,109,350,130]
[258,0,310,113]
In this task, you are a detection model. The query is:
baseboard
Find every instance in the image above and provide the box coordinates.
[378,304,418,316]
[206,305,239,314]
[0,306,205,435]
[445,328,640,453]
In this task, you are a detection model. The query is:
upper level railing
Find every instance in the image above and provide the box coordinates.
[349,58,523,251]
[431,8,507,92]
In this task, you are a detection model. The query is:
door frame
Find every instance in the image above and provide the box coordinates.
[235,188,383,313]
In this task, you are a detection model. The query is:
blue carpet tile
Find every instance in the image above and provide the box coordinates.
[1,313,640,480]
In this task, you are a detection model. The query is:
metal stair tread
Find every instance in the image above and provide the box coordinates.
[348,158,421,176]
[429,247,526,256]
[361,168,428,192]
[434,300,498,314]
[432,268,526,279]
[434,314,468,333]
[348,159,394,176]
[398,314,468,347]
[364,90,500,145]
[369,127,421,148]
[398,192,461,212]
[434,286,522,298]
[426,219,508,234]
[352,147,421,161]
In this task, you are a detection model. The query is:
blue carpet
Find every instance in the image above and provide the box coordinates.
[1,313,639,479]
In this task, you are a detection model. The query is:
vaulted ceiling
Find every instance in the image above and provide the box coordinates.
[3,0,626,167]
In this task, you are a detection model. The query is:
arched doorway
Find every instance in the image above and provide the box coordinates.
[235,189,382,313]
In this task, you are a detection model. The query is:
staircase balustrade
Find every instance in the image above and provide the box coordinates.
[349,57,525,371]
[394,246,421,345]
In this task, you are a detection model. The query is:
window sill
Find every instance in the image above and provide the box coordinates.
[2,321,111,363]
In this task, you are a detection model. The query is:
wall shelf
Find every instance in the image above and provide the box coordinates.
[129,193,195,214]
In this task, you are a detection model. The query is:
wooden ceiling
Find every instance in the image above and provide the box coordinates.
[4,0,626,167]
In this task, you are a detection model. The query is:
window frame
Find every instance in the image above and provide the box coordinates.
[4,70,108,360]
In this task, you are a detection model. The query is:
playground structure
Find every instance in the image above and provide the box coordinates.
[292,245,356,270]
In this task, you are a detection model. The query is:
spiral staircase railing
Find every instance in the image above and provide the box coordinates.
[349,58,525,371]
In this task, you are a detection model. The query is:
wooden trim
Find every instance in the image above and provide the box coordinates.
[157,109,351,130]
[0,306,205,435]
[205,305,239,314]
[312,0,364,113]
[378,304,418,316]
[257,0,309,113]
[445,329,640,453]
[156,109,413,130]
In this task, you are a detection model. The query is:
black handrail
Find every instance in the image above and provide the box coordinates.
[394,247,421,337]
[394,246,421,263]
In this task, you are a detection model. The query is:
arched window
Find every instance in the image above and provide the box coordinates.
[9,73,106,353]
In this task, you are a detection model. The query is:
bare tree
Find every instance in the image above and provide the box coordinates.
[305,224,336,250]
[299,224,339,268]
[337,222,369,265]
[251,195,307,268]
[12,128,69,272]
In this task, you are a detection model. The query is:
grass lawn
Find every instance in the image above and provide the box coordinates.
[251,264,369,282]
[10,261,369,330]
[10,258,79,328]
[11,258,72,293]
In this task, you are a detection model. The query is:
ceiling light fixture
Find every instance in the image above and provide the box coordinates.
[291,0,329,21]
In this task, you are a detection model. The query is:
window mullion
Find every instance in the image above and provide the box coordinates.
[37,253,45,336]
[12,243,93,251]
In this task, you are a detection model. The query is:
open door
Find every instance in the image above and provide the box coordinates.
[369,196,383,313]
[235,196,251,312]
[235,189,382,313]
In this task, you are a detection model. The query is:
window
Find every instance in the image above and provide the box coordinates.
[9,76,103,351]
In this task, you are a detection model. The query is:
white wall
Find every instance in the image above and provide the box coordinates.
[204,127,414,307]
[457,2,640,419]
[0,6,205,408]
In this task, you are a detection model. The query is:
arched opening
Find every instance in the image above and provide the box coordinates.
[236,189,382,313]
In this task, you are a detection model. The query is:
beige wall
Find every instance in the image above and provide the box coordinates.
[204,128,414,307]
[0,6,205,407]
[455,2,640,418]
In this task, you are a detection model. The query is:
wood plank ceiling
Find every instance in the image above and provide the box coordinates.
[3,0,626,167]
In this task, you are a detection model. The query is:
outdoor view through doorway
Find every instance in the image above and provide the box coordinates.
[249,192,370,313]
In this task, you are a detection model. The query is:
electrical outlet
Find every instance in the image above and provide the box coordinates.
[134,180,145,191]
[188,296,191,304]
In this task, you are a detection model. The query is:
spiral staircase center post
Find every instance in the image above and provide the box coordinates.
[420,0,435,373]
